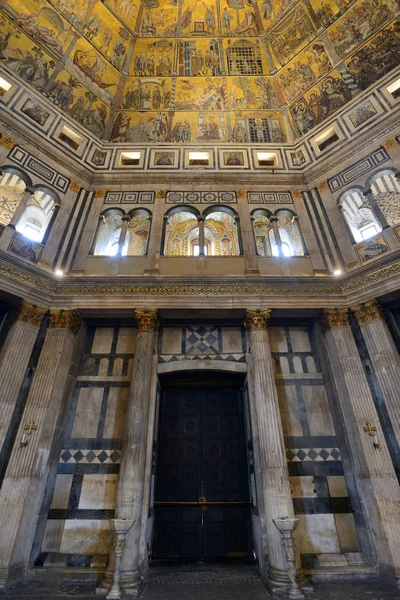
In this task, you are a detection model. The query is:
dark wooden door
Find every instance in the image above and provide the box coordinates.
[153,386,252,559]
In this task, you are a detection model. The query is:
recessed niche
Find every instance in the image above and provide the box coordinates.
[120,151,141,166]
[0,76,12,96]
[188,151,210,166]
[58,126,82,151]
[314,127,340,153]
[387,78,400,100]
[256,152,277,167]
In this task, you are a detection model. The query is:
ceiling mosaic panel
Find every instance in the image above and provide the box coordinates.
[0,0,398,143]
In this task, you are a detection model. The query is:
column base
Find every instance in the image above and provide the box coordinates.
[120,570,143,595]
[266,568,312,596]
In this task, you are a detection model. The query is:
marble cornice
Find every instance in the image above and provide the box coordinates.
[0,251,399,309]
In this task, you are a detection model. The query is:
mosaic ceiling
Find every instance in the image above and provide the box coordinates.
[0,0,398,144]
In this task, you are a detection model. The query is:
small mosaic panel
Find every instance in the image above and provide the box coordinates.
[166,191,236,204]
[247,191,293,204]
[328,147,389,192]
[59,449,121,464]
[104,191,155,204]
[286,448,341,462]
[9,146,69,192]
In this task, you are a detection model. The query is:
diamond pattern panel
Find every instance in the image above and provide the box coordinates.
[59,449,121,464]
[286,448,341,462]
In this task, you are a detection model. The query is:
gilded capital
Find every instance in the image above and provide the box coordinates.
[291,190,303,200]
[94,189,108,198]
[318,180,329,193]
[320,308,349,332]
[351,299,384,325]
[135,309,158,332]
[49,309,82,335]
[236,190,247,200]
[0,133,17,150]
[14,301,47,327]
[69,180,81,193]
[155,189,166,198]
[382,137,398,152]
[245,309,271,332]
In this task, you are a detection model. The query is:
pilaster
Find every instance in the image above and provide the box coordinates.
[0,309,81,589]
[236,190,259,274]
[351,299,400,459]
[0,302,47,456]
[321,308,400,586]
[145,191,166,274]
[71,189,107,272]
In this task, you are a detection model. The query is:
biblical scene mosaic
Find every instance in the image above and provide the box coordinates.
[0,0,398,141]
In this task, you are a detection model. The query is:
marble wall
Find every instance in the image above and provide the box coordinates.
[269,324,360,563]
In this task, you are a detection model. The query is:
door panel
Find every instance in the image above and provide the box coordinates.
[154,385,252,559]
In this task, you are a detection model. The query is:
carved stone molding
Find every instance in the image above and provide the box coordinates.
[69,180,81,193]
[49,309,81,335]
[94,189,108,198]
[135,309,158,331]
[321,308,350,332]
[14,300,47,327]
[245,309,271,332]
[351,299,384,325]
[0,133,17,150]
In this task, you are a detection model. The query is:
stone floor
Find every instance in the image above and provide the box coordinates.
[2,564,400,600]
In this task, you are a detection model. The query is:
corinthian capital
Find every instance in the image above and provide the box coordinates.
[14,301,47,327]
[49,309,82,335]
[135,309,158,332]
[245,309,271,332]
[351,299,384,325]
[320,308,349,332]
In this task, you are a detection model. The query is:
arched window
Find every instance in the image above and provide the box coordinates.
[15,188,57,243]
[93,208,151,256]
[369,169,400,227]
[125,209,151,256]
[204,207,240,256]
[93,209,125,256]
[163,208,199,256]
[340,188,382,243]
[252,209,272,256]
[0,168,28,226]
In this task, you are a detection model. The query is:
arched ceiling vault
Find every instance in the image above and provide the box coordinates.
[0,0,398,144]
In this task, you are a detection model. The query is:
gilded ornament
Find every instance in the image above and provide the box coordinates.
[14,301,47,327]
[291,190,303,200]
[318,180,329,193]
[382,137,398,152]
[245,309,271,332]
[135,309,158,331]
[155,190,166,198]
[69,180,81,193]
[351,299,384,325]
[49,309,81,335]
[236,190,247,200]
[0,133,17,150]
[94,189,108,198]
[320,308,349,332]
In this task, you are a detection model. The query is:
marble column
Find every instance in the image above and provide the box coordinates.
[71,190,107,272]
[269,216,283,256]
[0,302,47,456]
[145,191,166,274]
[0,310,81,589]
[236,191,259,273]
[198,215,206,256]
[114,310,158,594]
[321,308,400,585]
[351,299,400,453]
[363,188,389,230]
[245,310,296,590]
[0,187,34,251]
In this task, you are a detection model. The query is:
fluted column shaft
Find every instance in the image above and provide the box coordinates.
[322,309,400,583]
[0,310,81,589]
[0,302,47,455]
[352,300,400,454]
[246,310,295,584]
[115,310,158,593]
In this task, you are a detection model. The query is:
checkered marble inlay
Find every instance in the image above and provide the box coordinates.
[59,449,121,464]
[159,353,246,363]
[185,325,221,355]
[286,448,341,462]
